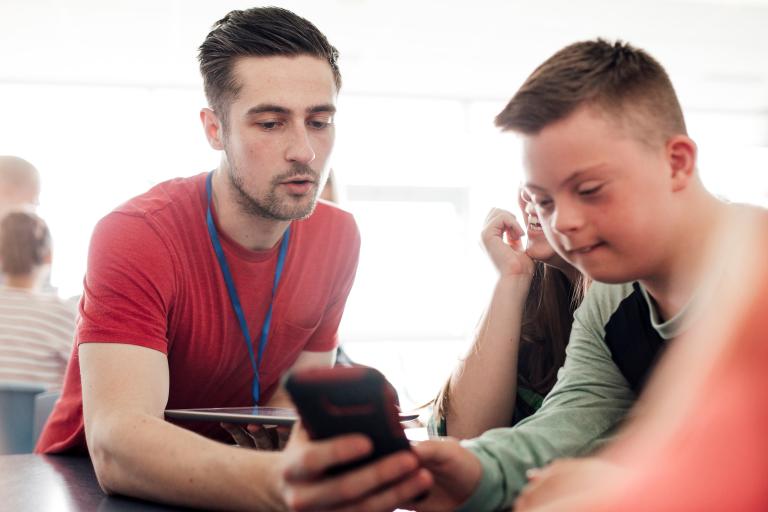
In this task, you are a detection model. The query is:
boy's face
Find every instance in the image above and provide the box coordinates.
[522,106,675,283]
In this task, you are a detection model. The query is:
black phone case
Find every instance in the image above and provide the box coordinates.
[285,367,410,474]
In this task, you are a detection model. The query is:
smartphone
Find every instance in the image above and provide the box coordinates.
[285,366,411,475]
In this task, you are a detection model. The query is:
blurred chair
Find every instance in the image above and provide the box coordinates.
[33,390,60,446]
[0,382,46,454]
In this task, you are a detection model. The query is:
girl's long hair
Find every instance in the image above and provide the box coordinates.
[518,262,586,394]
[433,262,586,423]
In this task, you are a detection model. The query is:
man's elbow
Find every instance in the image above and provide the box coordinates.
[86,414,129,495]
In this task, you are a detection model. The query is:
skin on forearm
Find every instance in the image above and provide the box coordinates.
[445,275,532,439]
[88,409,288,511]
[80,342,290,511]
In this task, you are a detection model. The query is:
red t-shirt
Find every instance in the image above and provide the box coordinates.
[37,172,360,453]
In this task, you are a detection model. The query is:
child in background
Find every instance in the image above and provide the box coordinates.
[0,212,75,390]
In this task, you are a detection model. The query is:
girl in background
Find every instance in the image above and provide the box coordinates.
[431,190,586,438]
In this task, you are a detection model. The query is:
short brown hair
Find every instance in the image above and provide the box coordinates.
[198,7,341,128]
[495,39,686,146]
[0,212,51,276]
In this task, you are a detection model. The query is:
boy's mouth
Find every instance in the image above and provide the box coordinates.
[566,242,605,255]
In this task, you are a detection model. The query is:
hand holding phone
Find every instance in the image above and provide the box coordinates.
[285,366,410,474]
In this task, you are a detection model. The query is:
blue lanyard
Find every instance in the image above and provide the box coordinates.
[205,171,290,404]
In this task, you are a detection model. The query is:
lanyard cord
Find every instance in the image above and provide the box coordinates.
[205,171,290,404]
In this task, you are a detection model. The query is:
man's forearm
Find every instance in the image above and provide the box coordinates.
[88,410,287,511]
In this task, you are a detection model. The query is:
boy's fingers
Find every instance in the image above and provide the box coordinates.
[287,451,422,511]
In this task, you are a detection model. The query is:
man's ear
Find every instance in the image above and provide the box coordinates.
[667,135,697,192]
[200,108,225,150]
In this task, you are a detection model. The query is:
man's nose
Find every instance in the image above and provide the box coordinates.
[285,125,316,165]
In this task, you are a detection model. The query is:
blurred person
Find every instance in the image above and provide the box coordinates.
[0,212,74,389]
[431,188,586,439]
[276,39,764,512]
[0,155,59,295]
[0,156,40,216]
[514,208,768,512]
[36,7,360,511]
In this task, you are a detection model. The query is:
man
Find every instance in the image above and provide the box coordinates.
[37,7,360,511]
[0,155,40,216]
[0,156,46,291]
[278,39,749,512]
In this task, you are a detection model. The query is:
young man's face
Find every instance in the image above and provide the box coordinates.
[522,106,675,283]
[218,55,337,221]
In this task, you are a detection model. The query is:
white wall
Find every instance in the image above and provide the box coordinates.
[2,0,766,407]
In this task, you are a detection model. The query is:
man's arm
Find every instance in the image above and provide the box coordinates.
[81,342,288,511]
[457,282,638,511]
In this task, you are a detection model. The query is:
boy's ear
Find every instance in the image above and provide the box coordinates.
[666,135,697,192]
[200,108,225,151]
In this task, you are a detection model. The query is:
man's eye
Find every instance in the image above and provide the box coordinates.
[257,121,282,130]
[535,198,554,211]
[308,119,333,130]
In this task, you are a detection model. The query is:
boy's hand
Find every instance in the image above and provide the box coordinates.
[404,438,483,511]
[280,422,432,512]
[481,208,535,279]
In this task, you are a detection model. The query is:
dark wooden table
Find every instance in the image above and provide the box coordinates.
[0,454,189,511]
[0,430,429,511]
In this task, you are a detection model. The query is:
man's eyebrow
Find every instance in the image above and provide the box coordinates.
[244,104,336,116]
[245,104,289,116]
[308,104,336,115]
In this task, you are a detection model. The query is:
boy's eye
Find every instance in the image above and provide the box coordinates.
[577,182,604,196]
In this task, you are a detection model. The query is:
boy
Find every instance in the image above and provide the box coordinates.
[279,39,747,512]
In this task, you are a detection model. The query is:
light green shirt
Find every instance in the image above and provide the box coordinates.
[457,281,689,511]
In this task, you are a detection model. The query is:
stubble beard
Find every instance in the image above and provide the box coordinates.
[226,157,321,222]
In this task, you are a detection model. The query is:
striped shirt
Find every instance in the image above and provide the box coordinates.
[0,287,76,390]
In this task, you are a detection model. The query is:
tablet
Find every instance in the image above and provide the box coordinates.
[165,406,419,426]
[164,406,297,426]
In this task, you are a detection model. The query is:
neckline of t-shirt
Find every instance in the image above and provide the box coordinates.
[637,283,690,340]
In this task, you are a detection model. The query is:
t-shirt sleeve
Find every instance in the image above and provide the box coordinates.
[76,212,175,354]
[302,215,361,352]
[56,305,77,361]
[458,282,638,511]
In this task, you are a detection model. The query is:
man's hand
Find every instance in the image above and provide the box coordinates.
[221,422,290,451]
[280,422,432,512]
[515,457,623,511]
